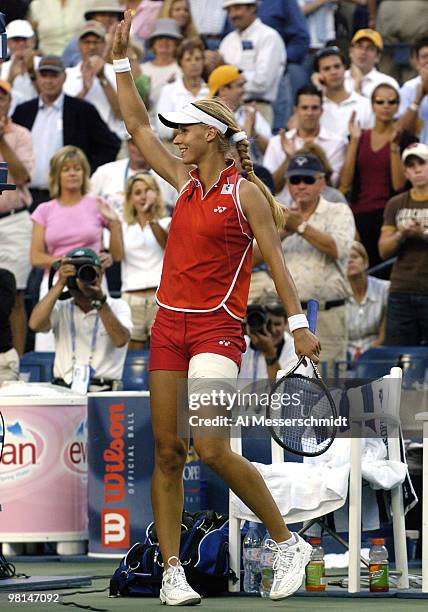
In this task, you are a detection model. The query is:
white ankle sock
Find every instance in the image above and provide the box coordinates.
[277,533,297,548]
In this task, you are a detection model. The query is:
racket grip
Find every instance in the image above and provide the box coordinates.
[306,299,319,333]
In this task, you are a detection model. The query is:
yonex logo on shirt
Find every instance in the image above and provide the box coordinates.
[214,207,227,213]
[219,340,231,346]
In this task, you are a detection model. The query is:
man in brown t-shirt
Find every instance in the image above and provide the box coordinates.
[379,143,428,345]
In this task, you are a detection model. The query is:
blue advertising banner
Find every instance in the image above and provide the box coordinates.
[87,392,154,557]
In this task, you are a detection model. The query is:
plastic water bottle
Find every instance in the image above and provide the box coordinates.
[259,532,274,597]
[243,522,261,593]
[305,537,325,592]
[369,538,389,592]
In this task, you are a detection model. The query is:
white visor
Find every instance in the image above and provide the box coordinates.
[158,102,229,134]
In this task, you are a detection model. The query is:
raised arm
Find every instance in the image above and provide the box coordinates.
[112,11,187,190]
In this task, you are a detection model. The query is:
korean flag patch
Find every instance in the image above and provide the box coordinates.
[221,183,233,195]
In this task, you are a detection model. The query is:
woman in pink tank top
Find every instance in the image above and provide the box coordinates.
[113,12,321,605]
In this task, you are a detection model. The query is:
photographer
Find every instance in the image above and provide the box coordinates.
[29,248,132,392]
[240,295,297,381]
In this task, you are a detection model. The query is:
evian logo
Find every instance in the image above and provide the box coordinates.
[0,421,45,480]
[102,509,130,548]
[63,420,87,476]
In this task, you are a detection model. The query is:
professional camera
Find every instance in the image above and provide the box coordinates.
[65,257,99,289]
[48,250,101,300]
[246,304,271,334]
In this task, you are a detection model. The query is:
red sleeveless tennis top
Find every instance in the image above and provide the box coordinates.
[156,161,253,320]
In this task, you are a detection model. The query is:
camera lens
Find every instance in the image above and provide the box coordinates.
[77,264,97,285]
[246,309,267,333]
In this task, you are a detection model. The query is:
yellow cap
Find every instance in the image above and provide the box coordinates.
[208,65,243,97]
[351,29,383,51]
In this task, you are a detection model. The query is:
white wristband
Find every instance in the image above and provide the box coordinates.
[288,314,309,333]
[113,58,131,73]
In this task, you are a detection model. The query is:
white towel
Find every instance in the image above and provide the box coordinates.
[230,437,407,524]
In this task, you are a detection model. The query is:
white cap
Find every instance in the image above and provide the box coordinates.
[6,19,35,39]
[402,143,428,163]
[223,0,257,8]
[158,102,229,134]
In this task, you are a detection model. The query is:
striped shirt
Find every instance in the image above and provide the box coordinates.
[346,275,390,360]
[189,0,226,35]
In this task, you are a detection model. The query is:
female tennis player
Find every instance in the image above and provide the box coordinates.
[113,11,321,606]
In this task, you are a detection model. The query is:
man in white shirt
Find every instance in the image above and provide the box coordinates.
[345,29,398,99]
[219,0,286,126]
[29,248,132,392]
[1,20,39,113]
[263,84,346,205]
[398,38,428,146]
[189,0,226,48]
[207,64,271,162]
[314,47,374,140]
[64,20,125,139]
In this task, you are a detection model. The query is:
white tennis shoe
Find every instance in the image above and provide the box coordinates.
[268,534,313,600]
[160,561,201,606]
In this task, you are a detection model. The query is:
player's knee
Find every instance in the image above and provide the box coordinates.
[193,440,227,470]
[155,440,187,476]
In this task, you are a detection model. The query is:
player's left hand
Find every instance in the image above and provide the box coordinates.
[293,328,321,364]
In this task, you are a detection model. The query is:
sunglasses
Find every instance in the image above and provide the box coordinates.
[288,175,318,185]
[374,99,399,106]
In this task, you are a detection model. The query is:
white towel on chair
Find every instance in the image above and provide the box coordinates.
[230,437,407,524]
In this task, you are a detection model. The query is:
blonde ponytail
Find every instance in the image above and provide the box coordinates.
[193,98,285,229]
[234,139,284,229]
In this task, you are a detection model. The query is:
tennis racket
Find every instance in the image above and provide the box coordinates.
[267,299,337,457]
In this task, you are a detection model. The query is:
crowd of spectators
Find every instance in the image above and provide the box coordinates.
[0,0,427,388]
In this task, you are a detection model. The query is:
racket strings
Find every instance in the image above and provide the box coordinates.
[270,377,336,455]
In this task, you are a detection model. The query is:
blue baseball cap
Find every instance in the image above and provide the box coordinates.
[285,154,325,178]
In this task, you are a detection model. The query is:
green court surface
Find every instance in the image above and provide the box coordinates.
[0,559,426,611]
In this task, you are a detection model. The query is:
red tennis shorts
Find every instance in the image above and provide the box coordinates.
[149,306,246,371]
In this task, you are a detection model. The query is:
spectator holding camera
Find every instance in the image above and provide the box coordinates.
[121,173,171,349]
[30,145,123,349]
[240,294,296,381]
[29,248,132,392]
